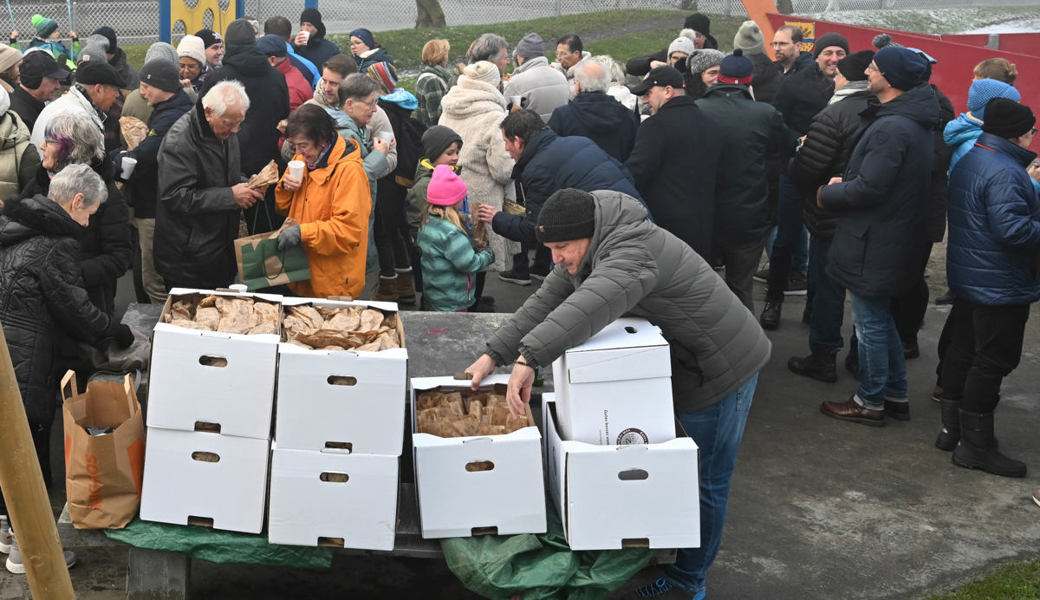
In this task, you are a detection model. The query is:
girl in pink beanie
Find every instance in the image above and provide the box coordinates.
[417,165,494,311]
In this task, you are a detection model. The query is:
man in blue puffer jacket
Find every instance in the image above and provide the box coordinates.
[936,97,1040,478]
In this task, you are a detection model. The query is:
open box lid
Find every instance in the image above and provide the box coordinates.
[561,318,671,383]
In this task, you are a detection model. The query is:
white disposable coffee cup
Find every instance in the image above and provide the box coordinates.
[287,160,305,180]
[298,30,310,44]
[377,130,394,144]
[120,156,137,179]
[508,95,522,107]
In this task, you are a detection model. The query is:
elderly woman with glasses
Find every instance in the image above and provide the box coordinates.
[275,103,372,299]
[23,112,132,318]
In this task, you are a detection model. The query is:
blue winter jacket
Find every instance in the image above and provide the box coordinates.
[944,112,983,175]
[491,128,643,246]
[946,132,1040,306]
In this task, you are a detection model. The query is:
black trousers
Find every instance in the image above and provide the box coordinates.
[890,243,933,344]
[939,299,1030,413]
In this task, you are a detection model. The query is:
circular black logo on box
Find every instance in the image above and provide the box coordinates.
[616,428,649,445]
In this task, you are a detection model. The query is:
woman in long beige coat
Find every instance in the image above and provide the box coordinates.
[437,60,516,272]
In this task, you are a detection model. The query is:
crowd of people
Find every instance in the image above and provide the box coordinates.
[0,8,1037,598]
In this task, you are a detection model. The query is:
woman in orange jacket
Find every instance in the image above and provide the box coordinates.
[275,104,371,299]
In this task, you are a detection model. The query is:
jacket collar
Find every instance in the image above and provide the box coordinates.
[975,132,1038,167]
[702,83,753,100]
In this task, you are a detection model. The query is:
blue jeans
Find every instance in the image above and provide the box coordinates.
[807,237,846,354]
[850,293,906,406]
[666,373,758,598]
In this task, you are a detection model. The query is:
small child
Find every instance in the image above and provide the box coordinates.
[406,125,462,240]
[418,165,493,312]
[16,15,79,70]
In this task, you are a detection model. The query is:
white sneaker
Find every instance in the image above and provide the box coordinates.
[0,516,11,553]
[1033,488,1040,509]
[5,533,76,574]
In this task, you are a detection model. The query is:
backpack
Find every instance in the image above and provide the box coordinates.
[392,116,427,188]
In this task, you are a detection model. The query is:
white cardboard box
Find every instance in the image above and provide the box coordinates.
[268,446,399,551]
[140,427,270,534]
[275,298,407,455]
[147,288,282,440]
[410,375,546,539]
[543,394,700,551]
[551,317,675,445]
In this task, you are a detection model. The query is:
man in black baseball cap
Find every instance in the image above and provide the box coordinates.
[626,64,724,261]
[9,50,68,130]
[30,58,124,149]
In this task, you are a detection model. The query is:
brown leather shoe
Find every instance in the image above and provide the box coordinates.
[820,396,885,427]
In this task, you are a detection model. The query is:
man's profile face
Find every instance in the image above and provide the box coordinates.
[641,85,671,115]
[502,131,524,161]
[544,238,591,275]
[865,61,887,95]
[556,43,580,69]
[205,106,245,141]
[771,30,798,64]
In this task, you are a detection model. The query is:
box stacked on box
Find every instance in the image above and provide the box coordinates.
[545,318,700,550]
[410,375,546,539]
[268,298,406,551]
[140,288,283,534]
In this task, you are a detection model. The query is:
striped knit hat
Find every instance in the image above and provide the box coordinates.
[366,61,397,94]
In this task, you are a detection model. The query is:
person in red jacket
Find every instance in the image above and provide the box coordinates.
[257,34,312,112]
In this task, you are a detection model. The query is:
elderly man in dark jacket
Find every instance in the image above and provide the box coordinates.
[476,108,641,284]
[548,58,639,162]
[818,47,937,426]
[0,164,133,500]
[695,50,794,312]
[201,18,290,234]
[626,65,722,260]
[155,80,264,290]
[936,98,1040,478]
[786,50,875,383]
[466,188,770,600]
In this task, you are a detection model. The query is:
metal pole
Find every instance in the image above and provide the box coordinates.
[0,323,75,599]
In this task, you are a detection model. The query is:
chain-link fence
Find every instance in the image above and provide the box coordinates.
[1,0,1034,47]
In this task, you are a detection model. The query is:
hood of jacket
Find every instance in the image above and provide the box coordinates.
[221,45,272,77]
[944,112,983,148]
[702,83,753,102]
[869,83,940,131]
[330,109,362,139]
[439,75,507,119]
[565,92,633,134]
[829,80,870,105]
[0,110,29,151]
[0,194,81,246]
[302,134,360,183]
[380,87,418,111]
[515,55,551,75]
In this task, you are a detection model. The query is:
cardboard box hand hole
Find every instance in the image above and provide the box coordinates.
[191,451,220,463]
[327,375,358,386]
[465,460,495,472]
[318,536,345,548]
[324,441,353,452]
[319,472,349,483]
[198,355,228,367]
[618,468,649,481]
[194,421,221,433]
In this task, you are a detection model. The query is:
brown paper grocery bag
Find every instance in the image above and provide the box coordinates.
[62,371,145,529]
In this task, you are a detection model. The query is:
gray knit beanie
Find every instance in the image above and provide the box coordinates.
[733,21,765,55]
[686,48,724,75]
[145,42,179,66]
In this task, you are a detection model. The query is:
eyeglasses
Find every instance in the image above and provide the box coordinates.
[1032,127,1038,135]
[771,41,793,47]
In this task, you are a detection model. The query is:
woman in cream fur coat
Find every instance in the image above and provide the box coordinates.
[437,60,516,272]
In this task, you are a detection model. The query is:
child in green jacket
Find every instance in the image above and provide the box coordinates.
[417,165,493,311]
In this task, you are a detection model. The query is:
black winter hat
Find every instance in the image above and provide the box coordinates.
[139,58,181,93]
[873,46,927,91]
[224,19,256,47]
[683,13,710,36]
[982,98,1035,139]
[75,59,125,87]
[837,50,874,82]
[91,26,117,51]
[536,189,596,243]
[421,125,463,161]
[20,50,69,89]
[813,32,849,57]
[300,8,326,38]
[195,28,222,49]
[718,49,753,85]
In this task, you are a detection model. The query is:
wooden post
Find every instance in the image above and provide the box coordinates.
[0,322,75,599]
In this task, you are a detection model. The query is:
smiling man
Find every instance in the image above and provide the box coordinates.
[9,50,67,130]
[466,187,770,600]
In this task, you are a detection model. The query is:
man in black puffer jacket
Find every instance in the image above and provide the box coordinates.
[786,50,875,383]
[200,19,290,234]
[548,58,640,163]
[818,47,937,427]
[477,108,642,284]
[0,165,133,501]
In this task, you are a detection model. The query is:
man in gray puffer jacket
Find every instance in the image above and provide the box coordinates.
[466,188,770,600]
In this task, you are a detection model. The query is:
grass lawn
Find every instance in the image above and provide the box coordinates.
[925,559,1040,600]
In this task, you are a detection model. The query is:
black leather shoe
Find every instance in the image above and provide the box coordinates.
[788,353,837,383]
[760,301,781,330]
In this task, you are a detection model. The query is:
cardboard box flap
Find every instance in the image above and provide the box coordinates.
[565,346,671,383]
[564,318,666,352]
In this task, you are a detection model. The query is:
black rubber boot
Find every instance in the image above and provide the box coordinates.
[787,352,837,383]
[952,410,1026,477]
[934,398,960,451]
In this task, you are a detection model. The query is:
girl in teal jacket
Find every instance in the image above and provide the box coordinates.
[417,165,493,311]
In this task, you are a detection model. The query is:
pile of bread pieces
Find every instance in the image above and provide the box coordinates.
[416,389,530,438]
[164,294,278,335]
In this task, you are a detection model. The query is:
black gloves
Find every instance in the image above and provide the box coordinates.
[109,322,134,350]
[277,224,302,250]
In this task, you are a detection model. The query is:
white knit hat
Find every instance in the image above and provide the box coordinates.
[463,60,500,87]
[668,36,695,58]
[177,35,206,66]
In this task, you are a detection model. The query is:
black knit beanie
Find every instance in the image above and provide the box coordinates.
[813,32,849,57]
[421,125,463,161]
[684,13,710,36]
[982,98,1035,139]
[300,8,326,38]
[138,59,181,93]
[837,50,874,82]
[536,189,596,243]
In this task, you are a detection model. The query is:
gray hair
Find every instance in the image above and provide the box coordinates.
[50,163,107,207]
[202,80,250,117]
[339,73,378,105]
[469,33,509,64]
[43,112,104,171]
[574,59,611,93]
[591,55,626,85]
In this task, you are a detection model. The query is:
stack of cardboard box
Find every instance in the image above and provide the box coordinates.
[544,318,701,550]
[267,298,407,551]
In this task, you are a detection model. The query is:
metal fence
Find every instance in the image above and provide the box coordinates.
[0,0,1034,47]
